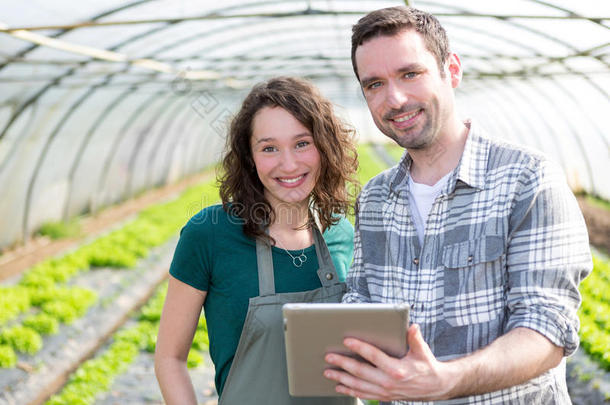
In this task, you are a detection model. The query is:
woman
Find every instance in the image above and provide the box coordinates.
[154,77,359,404]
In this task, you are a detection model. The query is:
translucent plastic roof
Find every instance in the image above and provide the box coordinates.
[0,0,608,247]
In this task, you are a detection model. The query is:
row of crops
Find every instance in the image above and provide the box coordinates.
[1,143,607,403]
[45,280,209,405]
[0,145,387,404]
[0,178,218,369]
[579,255,610,371]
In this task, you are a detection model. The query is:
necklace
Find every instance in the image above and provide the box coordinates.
[276,241,308,268]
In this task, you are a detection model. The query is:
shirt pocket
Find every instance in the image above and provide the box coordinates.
[442,235,506,327]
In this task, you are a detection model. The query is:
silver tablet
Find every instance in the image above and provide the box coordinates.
[282,303,409,397]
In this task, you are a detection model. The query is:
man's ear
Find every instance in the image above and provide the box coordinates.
[447,53,462,88]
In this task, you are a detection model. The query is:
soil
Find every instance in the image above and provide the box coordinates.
[0,171,214,283]
[577,196,610,255]
[0,166,608,404]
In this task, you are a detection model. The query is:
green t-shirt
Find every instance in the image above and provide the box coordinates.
[169,204,354,396]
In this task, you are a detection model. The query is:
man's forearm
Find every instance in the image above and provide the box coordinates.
[442,327,563,399]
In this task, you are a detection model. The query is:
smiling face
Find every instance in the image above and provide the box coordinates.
[355,29,461,150]
[250,106,321,211]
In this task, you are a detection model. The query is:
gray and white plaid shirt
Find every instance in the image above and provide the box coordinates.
[343,122,592,404]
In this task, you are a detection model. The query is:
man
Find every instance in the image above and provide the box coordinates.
[323,6,592,404]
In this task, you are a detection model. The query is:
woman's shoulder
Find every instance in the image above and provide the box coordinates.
[323,216,354,245]
[182,203,242,236]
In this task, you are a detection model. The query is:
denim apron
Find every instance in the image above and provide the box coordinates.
[218,226,357,405]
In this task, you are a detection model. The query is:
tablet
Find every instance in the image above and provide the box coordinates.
[282,303,409,397]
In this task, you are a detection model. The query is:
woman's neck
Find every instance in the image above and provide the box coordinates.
[268,202,312,250]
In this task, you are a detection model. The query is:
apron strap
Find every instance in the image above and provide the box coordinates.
[255,237,276,296]
[256,225,341,295]
[312,226,341,287]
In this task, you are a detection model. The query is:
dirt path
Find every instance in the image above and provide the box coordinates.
[0,170,214,282]
[577,196,610,255]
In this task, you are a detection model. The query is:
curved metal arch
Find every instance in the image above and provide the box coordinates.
[61,85,141,219]
[542,76,609,151]
[479,79,569,169]
[434,16,608,166]
[0,0,153,73]
[134,95,194,192]
[186,90,246,177]
[519,78,603,192]
[153,28,362,186]
[0,72,71,144]
[0,1,311,144]
[464,75,596,192]
[0,1,357,218]
[136,23,361,191]
[121,94,192,198]
[21,78,116,238]
[7,3,298,233]
[437,20,599,190]
[155,83,237,186]
[0,0,163,144]
[424,1,610,92]
[2,0,608,244]
[144,18,354,64]
[113,0,604,197]
[0,92,42,175]
[459,82,532,147]
[528,0,609,30]
[85,2,352,205]
[518,79,598,190]
[171,96,221,180]
[94,92,184,208]
[153,96,210,188]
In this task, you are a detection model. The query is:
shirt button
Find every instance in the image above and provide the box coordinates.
[413,257,419,265]
[467,255,474,263]
[325,273,333,280]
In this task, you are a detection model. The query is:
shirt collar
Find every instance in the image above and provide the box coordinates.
[389,120,489,194]
[451,120,489,191]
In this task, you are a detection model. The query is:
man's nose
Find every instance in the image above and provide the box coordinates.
[385,81,408,109]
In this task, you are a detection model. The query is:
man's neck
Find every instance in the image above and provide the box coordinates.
[408,121,469,186]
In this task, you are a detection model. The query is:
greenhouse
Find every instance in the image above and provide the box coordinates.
[0,0,608,404]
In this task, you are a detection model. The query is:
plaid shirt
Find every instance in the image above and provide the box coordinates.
[343,122,592,404]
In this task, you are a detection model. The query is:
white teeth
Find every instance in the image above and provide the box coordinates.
[278,175,304,184]
[394,110,419,122]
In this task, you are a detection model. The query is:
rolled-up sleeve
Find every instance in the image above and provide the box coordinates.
[505,158,592,356]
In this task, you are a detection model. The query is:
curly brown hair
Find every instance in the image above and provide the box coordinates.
[218,76,359,241]
[351,6,450,80]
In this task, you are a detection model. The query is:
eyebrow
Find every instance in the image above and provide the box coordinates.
[253,132,312,145]
[360,63,425,88]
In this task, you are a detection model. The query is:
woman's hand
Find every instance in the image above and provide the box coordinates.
[154,275,207,405]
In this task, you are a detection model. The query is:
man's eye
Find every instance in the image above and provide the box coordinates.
[367,82,382,90]
[404,72,418,79]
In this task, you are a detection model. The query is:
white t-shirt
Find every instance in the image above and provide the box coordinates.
[407,172,452,246]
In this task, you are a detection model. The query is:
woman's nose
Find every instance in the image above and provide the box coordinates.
[279,150,299,171]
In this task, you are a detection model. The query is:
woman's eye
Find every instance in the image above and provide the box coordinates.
[262,146,276,152]
[296,140,310,148]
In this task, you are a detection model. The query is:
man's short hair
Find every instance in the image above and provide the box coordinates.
[351,6,450,80]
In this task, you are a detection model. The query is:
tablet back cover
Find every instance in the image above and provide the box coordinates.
[282,303,409,397]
